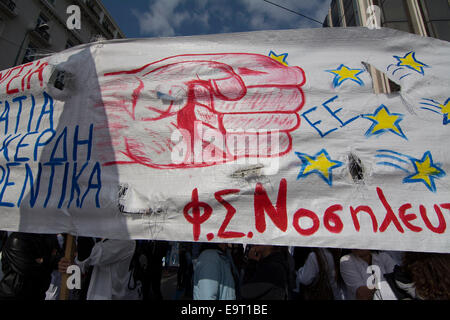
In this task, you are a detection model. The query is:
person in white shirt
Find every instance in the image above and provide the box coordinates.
[296,248,345,300]
[60,239,139,300]
[340,249,396,300]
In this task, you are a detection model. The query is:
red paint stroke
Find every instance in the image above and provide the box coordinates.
[292,208,320,236]
[398,204,422,232]
[324,204,344,233]
[377,187,405,233]
[182,182,450,242]
[183,188,213,241]
[350,205,378,233]
[420,204,446,234]
[254,178,288,233]
[1,61,48,95]
[215,189,245,239]
[98,53,306,169]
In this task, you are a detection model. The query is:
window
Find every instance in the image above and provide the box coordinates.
[331,0,341,27]
[34,13,51,41]
[36,13,49,28]
[65,40,75,49]
[343,0,357,26]
[22,43,38,64]
[0,17,5,36]
[381,0,409,21]
[379,0,413,33]
[419,0,450,41]
[421,0,450,20]
[323,15,330,27]
[352,0,362,26]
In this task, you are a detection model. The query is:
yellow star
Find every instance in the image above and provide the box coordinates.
[268,51,288,66]
[295,150,343,186]
[404,152,445,192]
[303,154,335,180]
[362,105,407,139]
[394,51,428,75]
[439,100,450,117]
[410,158,441,186]
[331,66,361,82]
[326,64,364,87]
[365,108,401,134]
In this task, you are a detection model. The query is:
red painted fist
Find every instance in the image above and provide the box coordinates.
[97,53,305,169]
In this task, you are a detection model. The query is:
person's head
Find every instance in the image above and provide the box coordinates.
[199,242,231,253]
[251,245,277,259]
[218,243,232,251]
[351,249,372,259]
[329,248,342,257]
[403,252,450,300]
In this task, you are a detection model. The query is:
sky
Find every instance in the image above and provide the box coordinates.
[101,0,332,39]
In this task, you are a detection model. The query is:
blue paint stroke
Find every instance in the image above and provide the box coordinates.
[376,162,410,173]
[399,73,411,80]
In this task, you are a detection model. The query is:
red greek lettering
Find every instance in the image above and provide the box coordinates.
[26,61,48,90]
[350,205,378,232]
[6,65,26,95]
[377,187,404,233]
[293,208,320,236]
[183,188,213,241]
[323,204,344,233]
[254,178,288,233]
[398,204,422,232]
[215,189,245,239]
[420,204,446,234]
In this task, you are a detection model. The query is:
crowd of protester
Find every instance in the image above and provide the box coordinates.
[0,230,449,300]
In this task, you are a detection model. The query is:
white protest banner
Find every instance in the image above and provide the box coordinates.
[0,27,449,253]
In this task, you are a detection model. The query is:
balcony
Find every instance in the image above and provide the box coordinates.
[102,21,115,38]
[86,0,101,20]
[0,0,18,17]
[30,26,51,46]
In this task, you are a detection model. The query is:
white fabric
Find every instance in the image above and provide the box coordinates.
[340,252,396,300]
[296,249,344,300]
[45,270,61,300]
[75,239,139,300]
[0,28,449,254]
[396,279,419,299]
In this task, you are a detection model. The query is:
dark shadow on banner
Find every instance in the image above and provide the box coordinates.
[17,45,129,239]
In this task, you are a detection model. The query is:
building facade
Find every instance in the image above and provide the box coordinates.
[0,0,125,70]
[323,0,450,93]
[324,0,450,41]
